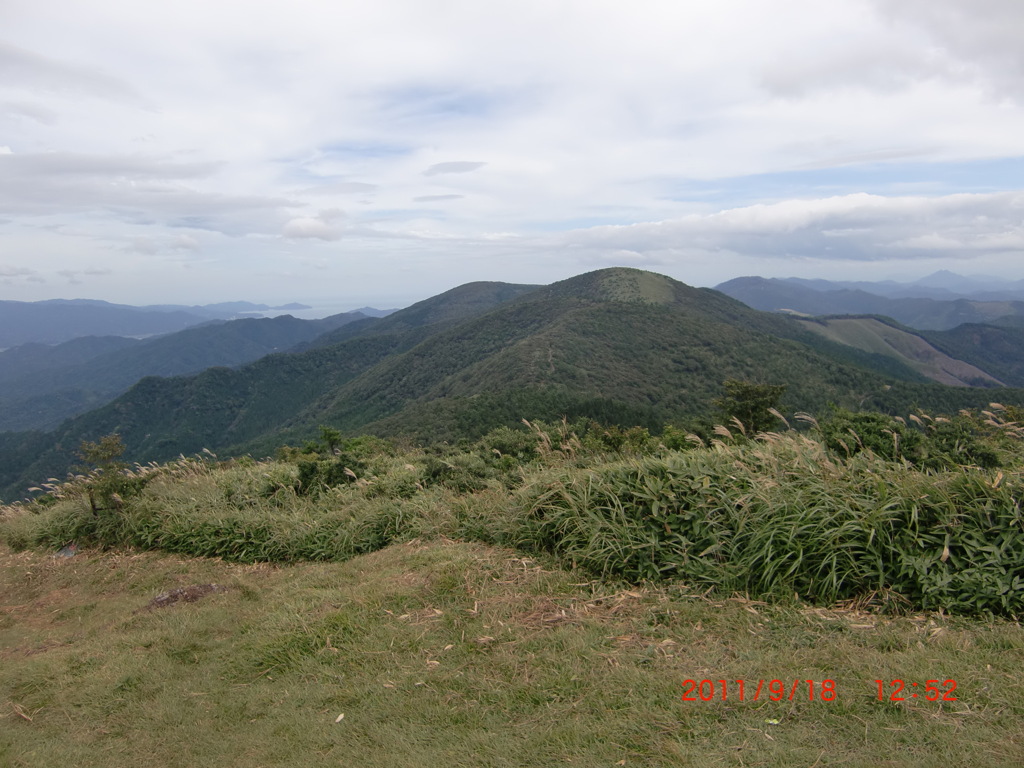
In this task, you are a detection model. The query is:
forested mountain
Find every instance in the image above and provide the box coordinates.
[4,268,1023,500]
[0,281,541,496]
[280,269,909,444]
[0,336,141,381]
[0,312,365,432]
[304,280,541,349]
[716,276,1024,330]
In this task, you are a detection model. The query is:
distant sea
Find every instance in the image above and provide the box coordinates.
[243,303,399,320]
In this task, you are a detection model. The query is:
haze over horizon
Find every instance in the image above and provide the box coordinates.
[3,0,1023,307]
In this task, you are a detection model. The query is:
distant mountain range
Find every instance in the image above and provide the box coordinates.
[0,312,369,432]
[0,298,318,348]
[714,273,1024,390]
[714,274,1024,330]
[4,267,1023,500]
[764,270,1024,302]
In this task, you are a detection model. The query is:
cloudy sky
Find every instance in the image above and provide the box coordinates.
[2,0,1023,309]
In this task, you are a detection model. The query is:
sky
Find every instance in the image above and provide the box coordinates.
[2,0,1023,310]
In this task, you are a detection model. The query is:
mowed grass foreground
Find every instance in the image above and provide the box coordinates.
[2,540,1023,767]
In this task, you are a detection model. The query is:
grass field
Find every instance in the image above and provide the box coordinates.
[2,540,1022,767]
[3,416,1024,765]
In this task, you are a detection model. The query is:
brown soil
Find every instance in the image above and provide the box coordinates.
[141,583,228,611]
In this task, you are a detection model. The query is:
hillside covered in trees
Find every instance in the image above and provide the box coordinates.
[2,268,1024,500]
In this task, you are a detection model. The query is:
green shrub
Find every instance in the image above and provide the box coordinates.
[422,454,493,493]
[476,425,541,466]
[581,424,656,454]
[513,435,1024,617]
[819,408,1004,470]
[75,434,154,514]
[914,414,1001,470]
[713,379,787,434]
[219,462,300,507]
[818,409,920,462]
[296,453,369,495]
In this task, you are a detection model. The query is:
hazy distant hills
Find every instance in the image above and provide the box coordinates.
[780,271,1024,301]
[0,300,206,348]
[771,270,1024,300]
[0,298,314,348]
[5,267,1022,500]
[715,275,1024,330]
[0,312,366,432]
[715,273,1024,389]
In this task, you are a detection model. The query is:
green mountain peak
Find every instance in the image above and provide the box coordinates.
[537,267,683,306]
[588,267,679,303]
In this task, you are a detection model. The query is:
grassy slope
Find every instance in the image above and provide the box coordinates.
[922,324,1024,388]
[3,540,1022,767]
[796,317,1004,387]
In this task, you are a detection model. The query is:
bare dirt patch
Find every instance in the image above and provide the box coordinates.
[140,584,228,611]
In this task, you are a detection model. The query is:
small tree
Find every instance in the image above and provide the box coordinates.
[713,379,787,434]
[318,425,344,454]
[78,434,127,468]
[302,425,344,456]
[76,434,135,515]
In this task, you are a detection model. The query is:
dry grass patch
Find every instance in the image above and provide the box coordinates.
[2,541,1023,767]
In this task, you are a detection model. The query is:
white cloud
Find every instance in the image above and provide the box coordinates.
[0,39,150,107]
[171,234,200,250]
[553,192,1024,263]
[299,181,378,195]
[423,161,486,176]
[0,151,295,235]
[0,151,218,178]
[0,264,36,278]
[128,236,159,255]
[414,194,464,202]
[0,100,58,125]
[868,0,1024,101]
[283,217,342,241]
[1,0,1023,304]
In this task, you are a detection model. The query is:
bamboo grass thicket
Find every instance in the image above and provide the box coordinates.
[516,433,1024,617]
[2,415,1022,617]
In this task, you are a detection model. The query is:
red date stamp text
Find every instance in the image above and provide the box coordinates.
[681,679,837,702]
[680,678,959,702]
